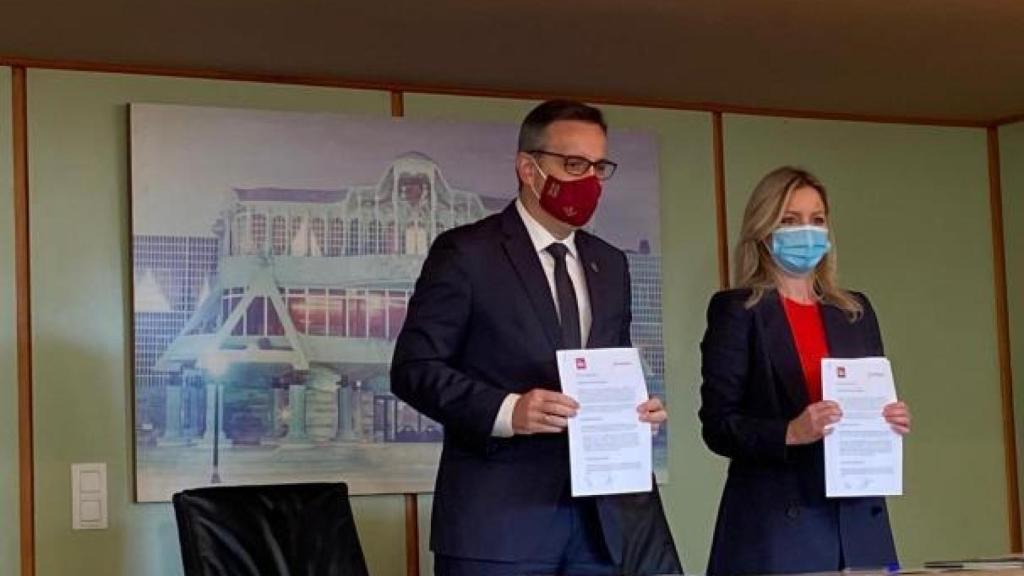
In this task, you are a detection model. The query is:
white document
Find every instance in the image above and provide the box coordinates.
[557,347,652,497]
[822,357,903,498]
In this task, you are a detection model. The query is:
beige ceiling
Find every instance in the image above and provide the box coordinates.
[2,0,1022,123]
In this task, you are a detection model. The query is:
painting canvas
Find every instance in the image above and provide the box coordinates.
[130,103,666,501]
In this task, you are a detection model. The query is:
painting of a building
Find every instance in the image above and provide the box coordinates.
[131,105,665,501]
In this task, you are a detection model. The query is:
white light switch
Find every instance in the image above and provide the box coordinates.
[80,500,101,522]
[72,463,107,530]
[80,470,101,493]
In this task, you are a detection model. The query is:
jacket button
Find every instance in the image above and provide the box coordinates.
[786,505,800,519]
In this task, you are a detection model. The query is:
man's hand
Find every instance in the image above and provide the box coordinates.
[512,389,579,435]
[638,396,668,435]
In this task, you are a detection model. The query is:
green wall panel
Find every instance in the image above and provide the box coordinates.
[26,69,405,576]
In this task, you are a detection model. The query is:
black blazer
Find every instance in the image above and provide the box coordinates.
[699,288,897,576]
[391,203,682,575]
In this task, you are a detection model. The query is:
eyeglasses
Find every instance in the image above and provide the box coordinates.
[528,150,618,180]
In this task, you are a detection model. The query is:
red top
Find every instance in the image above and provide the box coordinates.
[782,296,830,404]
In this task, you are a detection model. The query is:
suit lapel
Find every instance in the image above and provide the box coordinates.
[575,233,606,349]
[758,291,810,410]
[499,204,560,350]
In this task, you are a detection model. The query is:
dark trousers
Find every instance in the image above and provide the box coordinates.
[435,498,617,576]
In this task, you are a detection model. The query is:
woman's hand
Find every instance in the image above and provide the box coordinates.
[883,401,912,435]
[786,401,842,445]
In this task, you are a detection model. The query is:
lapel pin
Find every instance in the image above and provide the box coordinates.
[590,261,599,273]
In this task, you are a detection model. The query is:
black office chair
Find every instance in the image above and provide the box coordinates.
[172,482,369,576]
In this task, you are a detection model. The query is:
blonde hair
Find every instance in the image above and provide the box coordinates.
[733,166,863,319]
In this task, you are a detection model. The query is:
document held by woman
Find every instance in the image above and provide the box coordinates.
[822,357,903,498]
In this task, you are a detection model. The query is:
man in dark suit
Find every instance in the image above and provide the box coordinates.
[391,100,683,576]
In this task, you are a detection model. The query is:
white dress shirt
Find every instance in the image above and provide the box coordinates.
[491,200,593,437]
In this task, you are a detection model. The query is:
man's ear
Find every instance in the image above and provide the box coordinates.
[514,152,536,185]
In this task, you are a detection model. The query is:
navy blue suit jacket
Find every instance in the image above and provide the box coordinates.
[391,203,682,575]
[699,289,897,576]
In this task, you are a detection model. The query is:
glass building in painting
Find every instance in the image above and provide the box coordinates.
[134,152,665,455]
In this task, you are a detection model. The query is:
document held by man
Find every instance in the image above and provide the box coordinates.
[557,347,652,497]
[822,357,903,498]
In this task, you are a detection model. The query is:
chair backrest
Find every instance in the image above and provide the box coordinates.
[172,482,369,576]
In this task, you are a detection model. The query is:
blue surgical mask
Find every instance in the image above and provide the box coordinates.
[770,225,831,276]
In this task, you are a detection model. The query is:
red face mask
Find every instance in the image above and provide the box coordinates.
[531,160,603,227]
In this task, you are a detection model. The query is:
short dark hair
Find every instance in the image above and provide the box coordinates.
[517,100,607,152]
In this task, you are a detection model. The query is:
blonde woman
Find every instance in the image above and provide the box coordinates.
[699,166,911,575]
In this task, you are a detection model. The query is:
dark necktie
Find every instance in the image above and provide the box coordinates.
[546,243,582,350]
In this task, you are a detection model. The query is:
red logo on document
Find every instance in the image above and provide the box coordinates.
[576,358,587,370]
[837,366,846,379]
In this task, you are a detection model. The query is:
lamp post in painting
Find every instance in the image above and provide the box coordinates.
[202,352,231,484]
